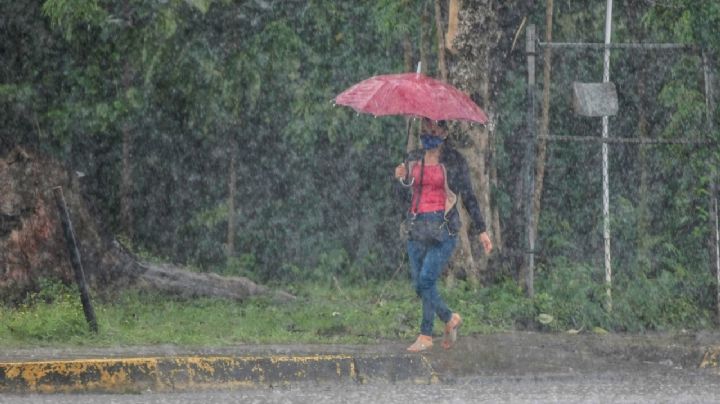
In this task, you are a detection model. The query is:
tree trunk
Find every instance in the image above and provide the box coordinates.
[531,0,553,247]
[0,147,294,304]
[227,139,238,257]
[450,0,535,284]
[403,33,414,72]
[520,0,553,290]
[120,62,133,240]
[446,1,497,285]
[456,124,492,286]
[420,4,430,75]
[636,73,651,273]
[702,50,719,323]
[434,0,448,81]
[445,0,461,53]
[120,0,134,241]
[434,0,465,286]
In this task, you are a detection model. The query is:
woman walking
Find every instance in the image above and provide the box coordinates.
[394,119,492,352]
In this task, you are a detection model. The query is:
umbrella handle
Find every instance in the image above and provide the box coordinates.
[400,177,414,187]
[399,161,414,187]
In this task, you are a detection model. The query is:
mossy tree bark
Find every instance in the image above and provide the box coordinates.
[448,0,534,284]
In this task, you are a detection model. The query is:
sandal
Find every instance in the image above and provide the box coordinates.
[407,335,433,352]
[442,313,462,350]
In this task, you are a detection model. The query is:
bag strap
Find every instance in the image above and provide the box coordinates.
[411,156,425,214]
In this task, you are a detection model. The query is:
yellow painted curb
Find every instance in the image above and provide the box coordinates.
[699,346,720,369]
[0,354,434,394]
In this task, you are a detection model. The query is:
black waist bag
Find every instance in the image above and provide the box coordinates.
[408,216,448,244]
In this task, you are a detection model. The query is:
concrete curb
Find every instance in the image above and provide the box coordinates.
[0,354,436,394]
[700,346,720,371]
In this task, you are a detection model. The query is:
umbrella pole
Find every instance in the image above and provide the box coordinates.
[405,117,415,153]
[404,118,415,185]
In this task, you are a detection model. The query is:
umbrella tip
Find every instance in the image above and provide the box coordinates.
[416,62,422,74]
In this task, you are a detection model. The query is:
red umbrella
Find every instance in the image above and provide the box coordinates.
[334,72,488,124]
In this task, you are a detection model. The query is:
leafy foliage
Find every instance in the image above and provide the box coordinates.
[1,0,719,332]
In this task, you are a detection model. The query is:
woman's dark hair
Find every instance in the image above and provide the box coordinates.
[421,118,448,130]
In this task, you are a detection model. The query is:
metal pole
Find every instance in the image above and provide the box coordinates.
[538,42,697,51]
[715,195,720,323]
[524,24,537,297]
[53,186,98,333]
[535,135,714,145]
[602,0,613,311]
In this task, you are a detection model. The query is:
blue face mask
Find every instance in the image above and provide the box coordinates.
[420,133,444,150]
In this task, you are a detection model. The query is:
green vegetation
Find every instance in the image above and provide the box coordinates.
[1,0,719,340]
[1,273,713,348]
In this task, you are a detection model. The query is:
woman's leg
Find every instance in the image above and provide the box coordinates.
[406,239,435,351]
[416,235,457,336]
[407,240,427,297]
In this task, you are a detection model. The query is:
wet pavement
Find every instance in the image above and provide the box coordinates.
[2,330,720,401]
[2,330,717,373]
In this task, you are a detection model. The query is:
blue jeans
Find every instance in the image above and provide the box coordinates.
[407,214,458,336]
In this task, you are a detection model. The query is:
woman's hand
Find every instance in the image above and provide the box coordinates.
[394,163,407,180]
[479,232,493,254]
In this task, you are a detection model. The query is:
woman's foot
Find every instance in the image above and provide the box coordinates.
[407,335,433,352]
[442,313,462,350]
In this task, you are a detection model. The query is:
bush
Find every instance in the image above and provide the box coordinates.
[535,260,610,331]
[532,258,714,332]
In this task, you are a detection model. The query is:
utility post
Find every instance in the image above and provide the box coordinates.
[702,49,720,323]
[523,24,537,297]
[53,186,98,333]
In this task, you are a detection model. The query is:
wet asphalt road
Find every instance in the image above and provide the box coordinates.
[5,369,720,404]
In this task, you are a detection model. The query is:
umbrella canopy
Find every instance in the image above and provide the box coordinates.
[334,72,488,124]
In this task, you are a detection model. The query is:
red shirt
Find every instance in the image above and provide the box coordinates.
[410,164,446,213]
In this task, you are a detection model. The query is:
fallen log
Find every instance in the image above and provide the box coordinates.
[109,242,295,302]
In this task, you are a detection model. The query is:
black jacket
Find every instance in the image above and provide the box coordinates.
[395,145,487,235]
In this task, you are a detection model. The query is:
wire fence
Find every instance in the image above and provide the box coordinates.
[521,24,719,319]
